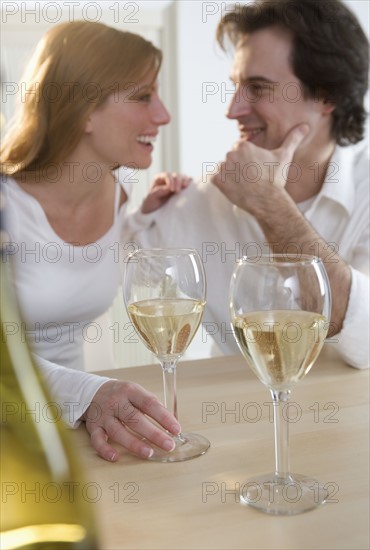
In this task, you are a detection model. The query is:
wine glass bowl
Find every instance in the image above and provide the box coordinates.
[124,248,210,462]
[229,254,331,514]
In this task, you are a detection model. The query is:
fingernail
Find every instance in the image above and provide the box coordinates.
[143,447,154,459]
[163,439,176,452]
[299,123,310,134]
[170,423,181,435]
[109,452,118,462]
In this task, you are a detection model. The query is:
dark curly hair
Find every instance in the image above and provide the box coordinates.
[217,0,369,146]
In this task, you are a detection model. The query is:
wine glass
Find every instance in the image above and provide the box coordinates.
[229,254,331,514]
[123,248,210,462]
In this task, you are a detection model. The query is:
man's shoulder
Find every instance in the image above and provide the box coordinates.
[164,174,230,211]
[339,139,369,167]
[335,141,369,188]
[349,141,369,197]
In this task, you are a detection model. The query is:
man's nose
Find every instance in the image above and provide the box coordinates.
[226,87,253,120]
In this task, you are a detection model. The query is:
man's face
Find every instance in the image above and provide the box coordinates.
[227,27,333,153]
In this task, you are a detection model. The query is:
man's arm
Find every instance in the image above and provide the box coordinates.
[254,188,351,337]
[212,125,351,337]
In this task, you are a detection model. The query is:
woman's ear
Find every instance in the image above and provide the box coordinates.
[84,116,93,134]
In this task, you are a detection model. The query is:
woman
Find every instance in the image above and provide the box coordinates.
[1,21,190,461]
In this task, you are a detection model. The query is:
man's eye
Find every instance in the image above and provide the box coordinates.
[245,83,272,98]
[243,84,261,97]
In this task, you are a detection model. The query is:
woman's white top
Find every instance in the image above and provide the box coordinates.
[4,169,129,426]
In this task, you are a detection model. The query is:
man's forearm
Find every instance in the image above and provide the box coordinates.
[256,193,351,337]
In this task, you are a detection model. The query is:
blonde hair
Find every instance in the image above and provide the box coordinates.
[1,21,162,176]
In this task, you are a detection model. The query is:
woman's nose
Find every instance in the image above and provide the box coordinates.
[152,97,171,126]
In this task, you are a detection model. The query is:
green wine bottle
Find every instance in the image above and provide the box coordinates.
[0,199,100,548]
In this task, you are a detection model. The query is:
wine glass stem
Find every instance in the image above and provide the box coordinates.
[271,389,291,480]
[161,361,178,420]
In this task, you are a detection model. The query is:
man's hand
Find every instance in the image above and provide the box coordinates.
[211,124,309,213]
[82,380,181,462]
[141,172,192,214]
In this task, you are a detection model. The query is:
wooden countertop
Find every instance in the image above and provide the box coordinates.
[72,348,369,549]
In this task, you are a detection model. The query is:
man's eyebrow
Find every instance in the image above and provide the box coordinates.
[229,75,277,85]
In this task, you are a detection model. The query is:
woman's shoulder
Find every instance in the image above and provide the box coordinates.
[1,175,45,241]
[1,176,22,240]
[2,176,43,218]
[2,175,19,192]
[2,175,34,202]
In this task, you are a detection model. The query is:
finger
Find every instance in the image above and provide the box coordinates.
[153,173,174,192]
[172,174,187,193]
[150,175,174,198]
[181,176,193,188]
[135,418,176,452]
[150,173,166,190]
[89,425,120,462]
[102,416,155,459]
[153,172,165,181]
[169,172,184,192]
[279,124,310,158]
[210,163,225,190]
[150,173,173,192]
[173,174,183,193]
[181,177,192,189]
[117,404,176,451]
[153,185,175,199]
[127,385,181,435]
[217,159,239,186]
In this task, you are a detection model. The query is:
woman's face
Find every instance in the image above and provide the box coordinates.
[85,70,170,169]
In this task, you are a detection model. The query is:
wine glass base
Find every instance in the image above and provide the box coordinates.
[239,473,328,515]
[147,432,210,463]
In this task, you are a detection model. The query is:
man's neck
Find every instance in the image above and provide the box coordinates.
[285,140,336,203]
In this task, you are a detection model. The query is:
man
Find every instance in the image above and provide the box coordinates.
[127,0,369,368]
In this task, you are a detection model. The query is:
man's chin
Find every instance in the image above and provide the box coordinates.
[240,132,268,149]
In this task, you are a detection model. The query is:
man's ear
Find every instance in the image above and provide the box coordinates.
[322,98,336,114]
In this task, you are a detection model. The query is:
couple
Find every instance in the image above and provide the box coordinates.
[1,0,369,462]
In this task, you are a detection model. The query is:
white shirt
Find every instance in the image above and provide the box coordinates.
[125,143,370,369]
[3,169,130,426]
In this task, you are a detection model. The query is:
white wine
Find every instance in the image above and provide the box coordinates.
[128,298,205,359]
[0,264,99,548]
[232,310,328,389]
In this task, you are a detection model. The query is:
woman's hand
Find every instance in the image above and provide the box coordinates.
[82,380,181,461]
[141,172,192,214]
